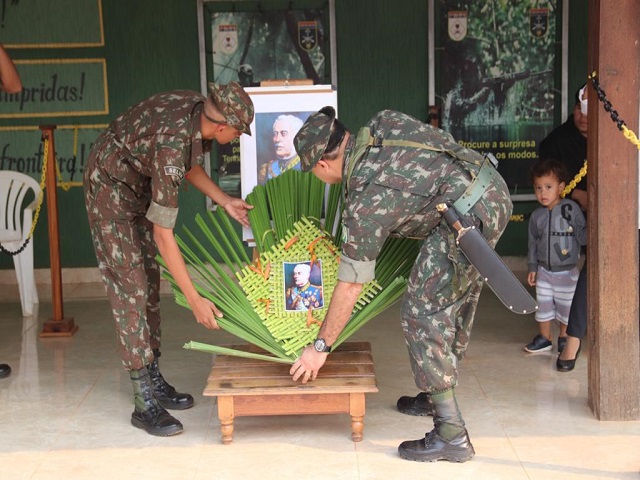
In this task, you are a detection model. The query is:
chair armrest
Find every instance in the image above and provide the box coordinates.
[21,202,35,241]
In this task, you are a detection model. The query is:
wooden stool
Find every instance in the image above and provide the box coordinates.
[204,341,378,444]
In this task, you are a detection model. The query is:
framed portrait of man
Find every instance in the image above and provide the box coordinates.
[240,85,337,242]
[283,260,324,312]
[255,111,308,186]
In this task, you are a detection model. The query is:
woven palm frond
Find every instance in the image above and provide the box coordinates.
[161,169,420,363]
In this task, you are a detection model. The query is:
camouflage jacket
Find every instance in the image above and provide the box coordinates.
[86,91,212,228]
[338,110,510,283]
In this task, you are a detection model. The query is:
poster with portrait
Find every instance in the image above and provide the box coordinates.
[436,0,557,190]
[283,260,325,312]
[240,85,337,242]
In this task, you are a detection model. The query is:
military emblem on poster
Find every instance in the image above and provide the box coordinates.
[448,10,467,42]
[529,8,549,38]
[217,24,238,55]
[298,21,318,51]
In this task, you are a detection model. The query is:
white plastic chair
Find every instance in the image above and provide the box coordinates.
[0,171,40,316]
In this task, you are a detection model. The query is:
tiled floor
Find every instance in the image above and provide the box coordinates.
[1,281,639,480]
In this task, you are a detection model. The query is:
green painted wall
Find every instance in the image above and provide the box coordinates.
[1,0,588,270]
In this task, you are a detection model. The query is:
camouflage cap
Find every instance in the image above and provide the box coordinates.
[206,81,254,135]
[294,106,336,172]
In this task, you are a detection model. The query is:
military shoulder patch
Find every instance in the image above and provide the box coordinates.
[164,165,185,182]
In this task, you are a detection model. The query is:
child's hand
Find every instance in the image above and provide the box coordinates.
[527,272,536,287]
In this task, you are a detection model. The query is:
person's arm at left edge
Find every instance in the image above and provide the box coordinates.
[290,280,363,384]
[0,43,22,93]
[185,164,253,227]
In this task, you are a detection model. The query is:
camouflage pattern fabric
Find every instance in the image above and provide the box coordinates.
[83,91,211,370]
[340,110,512,393]
[294,106,335,171]
[206,81,254,135]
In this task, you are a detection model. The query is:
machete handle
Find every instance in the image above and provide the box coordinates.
[437,203,465,234]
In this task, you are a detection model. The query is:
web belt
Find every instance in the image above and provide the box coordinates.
[452,158,497,215]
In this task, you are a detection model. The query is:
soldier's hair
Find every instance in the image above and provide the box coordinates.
[322,118,348,160]
[530,158,569,185]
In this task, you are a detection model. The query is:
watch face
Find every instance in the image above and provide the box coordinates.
[314,338,327,352]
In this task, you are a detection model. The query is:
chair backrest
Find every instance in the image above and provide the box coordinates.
[0,170,41,238]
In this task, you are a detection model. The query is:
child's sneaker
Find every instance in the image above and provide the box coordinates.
[524,334,553,353]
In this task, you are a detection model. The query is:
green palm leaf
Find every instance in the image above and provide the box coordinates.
[161,169,420,363]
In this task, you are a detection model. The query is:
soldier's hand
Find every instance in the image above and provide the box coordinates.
[190,295,222,330]
[290,345,328,384]
[222,198,254,227]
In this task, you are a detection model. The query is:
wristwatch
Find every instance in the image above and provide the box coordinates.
[313,338,332,353]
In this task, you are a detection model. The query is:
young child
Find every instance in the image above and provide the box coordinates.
[525,158,586,353]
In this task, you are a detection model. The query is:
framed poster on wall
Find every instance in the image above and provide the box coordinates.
[197,0,338,211]
[434,0,559,191]
[239,84,337,242]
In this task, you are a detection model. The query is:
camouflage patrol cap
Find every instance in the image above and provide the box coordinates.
[294,106,336,172]
[206,81,254,135]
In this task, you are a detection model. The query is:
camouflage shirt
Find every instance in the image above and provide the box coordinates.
[86,90,212,228]
[338,110,509,283]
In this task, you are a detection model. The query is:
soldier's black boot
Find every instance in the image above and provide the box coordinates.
[130,367,183,436]
[398,389,475,463]
[149,349,194,410]
[396,391,435,416]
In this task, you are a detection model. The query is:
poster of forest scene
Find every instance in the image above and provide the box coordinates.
[437,0,557,190]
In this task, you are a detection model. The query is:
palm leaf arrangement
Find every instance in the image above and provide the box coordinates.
[160,169,420,363]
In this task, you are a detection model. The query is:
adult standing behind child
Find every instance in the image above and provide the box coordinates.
[539,85,588,371]
[524,159,586,354]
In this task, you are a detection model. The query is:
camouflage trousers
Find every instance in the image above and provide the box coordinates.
[84,139,161,371]
[400,203,510,394]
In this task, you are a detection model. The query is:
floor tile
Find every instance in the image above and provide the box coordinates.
[0,282,639,480]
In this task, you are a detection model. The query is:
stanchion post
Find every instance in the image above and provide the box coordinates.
[39,125,78,337]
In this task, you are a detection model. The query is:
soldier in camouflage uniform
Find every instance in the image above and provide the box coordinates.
[290,107,512,462]
[84,82,254,437]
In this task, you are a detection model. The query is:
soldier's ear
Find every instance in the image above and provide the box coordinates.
[210,122,230,139]
[315,158,328,170]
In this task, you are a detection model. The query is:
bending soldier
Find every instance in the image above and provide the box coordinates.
[290,107,512,463]
[84,82,254,436]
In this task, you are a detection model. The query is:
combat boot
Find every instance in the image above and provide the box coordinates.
[149,349,194,410]
[397,388,474,463]
[396,391,435,416]
[398,428,475,463]
[130,367,183,436]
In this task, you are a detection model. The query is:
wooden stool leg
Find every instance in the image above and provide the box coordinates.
[217,396,235,445]
[349,393,366,442]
